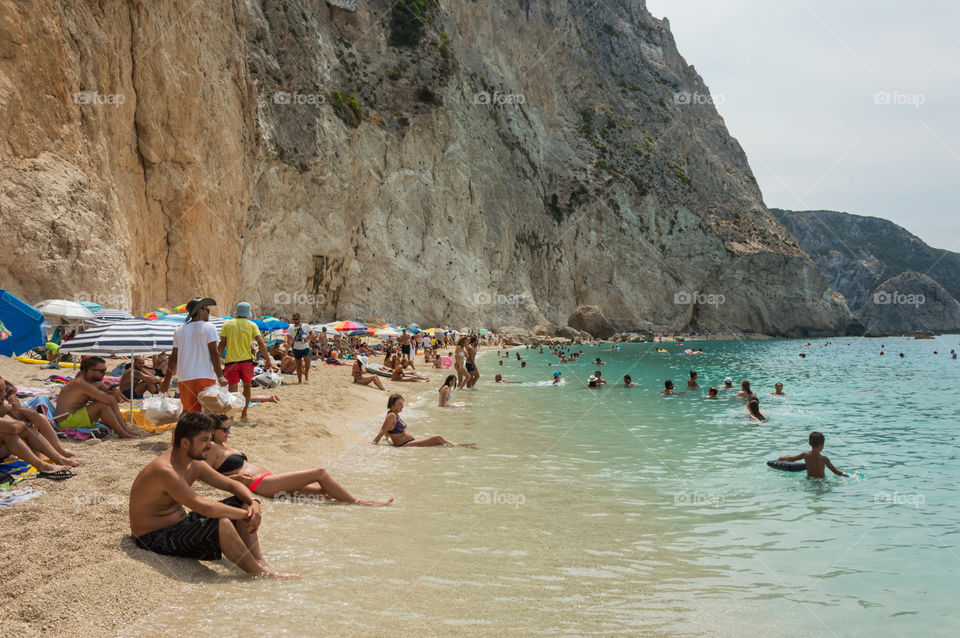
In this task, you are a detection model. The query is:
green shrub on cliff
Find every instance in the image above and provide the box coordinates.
[390,0,438,47]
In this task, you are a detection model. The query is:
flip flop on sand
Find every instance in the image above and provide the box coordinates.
[37,469,75,481]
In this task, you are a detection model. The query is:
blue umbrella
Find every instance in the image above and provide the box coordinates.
[0,289,45,357]
[264,319,289,330]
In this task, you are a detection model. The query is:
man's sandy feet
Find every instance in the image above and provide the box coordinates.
[64,457,86,467]
[353,497,394,507]
[62,449,79,458]
[37,462,71,473]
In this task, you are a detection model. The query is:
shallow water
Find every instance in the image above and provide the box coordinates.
[130,337,960,636]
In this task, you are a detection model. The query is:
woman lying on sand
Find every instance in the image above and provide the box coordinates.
[351,358,386,391]
[373,394,476,447]
[205,415,392,506]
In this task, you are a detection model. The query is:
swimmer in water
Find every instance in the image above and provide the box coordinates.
[438,375,457,407]
[747,396,766,422]
[721,377,735,390]
[495,374,520,384]
[373,395,476,447]
[770,382,788,396]
[736,380,754,398]
[623,375,636,387]
[687,370,698,388]
[662,380,676,395]
[798,353,807,359]
[898,353,904,359]
[778,431,848,478]
[587,374,599,388]
[706,387,718,399]
[521,361,527,368]
[551,371,562,386]
[594,358,605,365]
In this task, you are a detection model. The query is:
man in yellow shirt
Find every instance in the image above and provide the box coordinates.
[218,302,273,420]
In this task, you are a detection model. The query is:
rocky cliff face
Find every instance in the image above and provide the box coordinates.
[0,0,853,335]
[858,271,960,336]
[773,209,960,314]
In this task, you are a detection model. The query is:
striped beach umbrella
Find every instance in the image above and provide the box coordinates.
[59,320,177,357]
[92,308,134,322]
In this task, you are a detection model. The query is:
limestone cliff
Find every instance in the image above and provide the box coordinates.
[772,208,960,314]
[858,271,960,336]
[0,0,854,335]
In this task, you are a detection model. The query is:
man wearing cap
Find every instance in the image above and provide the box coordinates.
[284,313,314,384]
[160,298,226,412]
[218,302,272,420]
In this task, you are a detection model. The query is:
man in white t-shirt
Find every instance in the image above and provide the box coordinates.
[284,313,314,384]
[159,297,226,412]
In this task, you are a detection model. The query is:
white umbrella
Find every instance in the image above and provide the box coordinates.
[35,299,95,321]
[375,328,402,337]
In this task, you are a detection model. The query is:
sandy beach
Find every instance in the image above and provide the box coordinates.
[0,353,408,636]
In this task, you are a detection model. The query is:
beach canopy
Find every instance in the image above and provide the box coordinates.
[158,313,228,329]
[93,308,134,322]
[77,300,104,312]
[34,299,95,322]
[59,320,177,357]
[333,320,366,332]
[0,289,46,357]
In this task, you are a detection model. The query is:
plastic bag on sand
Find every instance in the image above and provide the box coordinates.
[142,396,182,425]
[252,372,281,389]
[197,385,247,415]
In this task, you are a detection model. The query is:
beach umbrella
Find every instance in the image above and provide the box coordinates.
[375,328,401,338]
[264,319,289,331]
[0,290,46,357]
[77,300,104,312]
[333,320,366,332]
[174,302,188,312]
[159,313,228,329]
[60,320,183,429]
[157,313,189,323]
[34,299,96,322]
[408,323,420,328]
[93,308,134,322]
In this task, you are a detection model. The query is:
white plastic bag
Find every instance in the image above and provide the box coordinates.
[142,395,182,425]
[197,385,246,415]
[252,372,281,389]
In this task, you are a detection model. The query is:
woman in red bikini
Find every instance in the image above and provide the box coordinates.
[205,415,392,506]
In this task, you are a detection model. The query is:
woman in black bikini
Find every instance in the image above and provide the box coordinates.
[206,415,392,505]
[373,394,476,447]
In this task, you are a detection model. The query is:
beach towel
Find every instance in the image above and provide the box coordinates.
[14,386,51,397]
[0,485,45,506]
[44,375,73,384]
[0,457,38,478]
[23,395,57,419]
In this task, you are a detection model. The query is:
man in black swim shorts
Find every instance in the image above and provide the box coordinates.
[128,413,289,577]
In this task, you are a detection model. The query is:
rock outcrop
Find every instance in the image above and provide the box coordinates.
[858,272,960,336]
[496,325,537,345]
[773,209,960,314]
[0,1,853,335]
[568,304,615,340]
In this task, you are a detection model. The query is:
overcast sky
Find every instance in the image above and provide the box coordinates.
[645,0,960,251]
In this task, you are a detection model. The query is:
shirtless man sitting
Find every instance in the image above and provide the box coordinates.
[54,356,140,438]
[1,378,83,468]
[129,412,291,577]
[118,356,162,400]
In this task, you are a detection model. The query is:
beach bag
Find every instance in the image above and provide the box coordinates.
[142,396,182,425]
[197,385,247,415]
[252,372,281,389]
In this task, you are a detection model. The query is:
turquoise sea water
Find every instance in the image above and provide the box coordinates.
[134,336,960,637]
